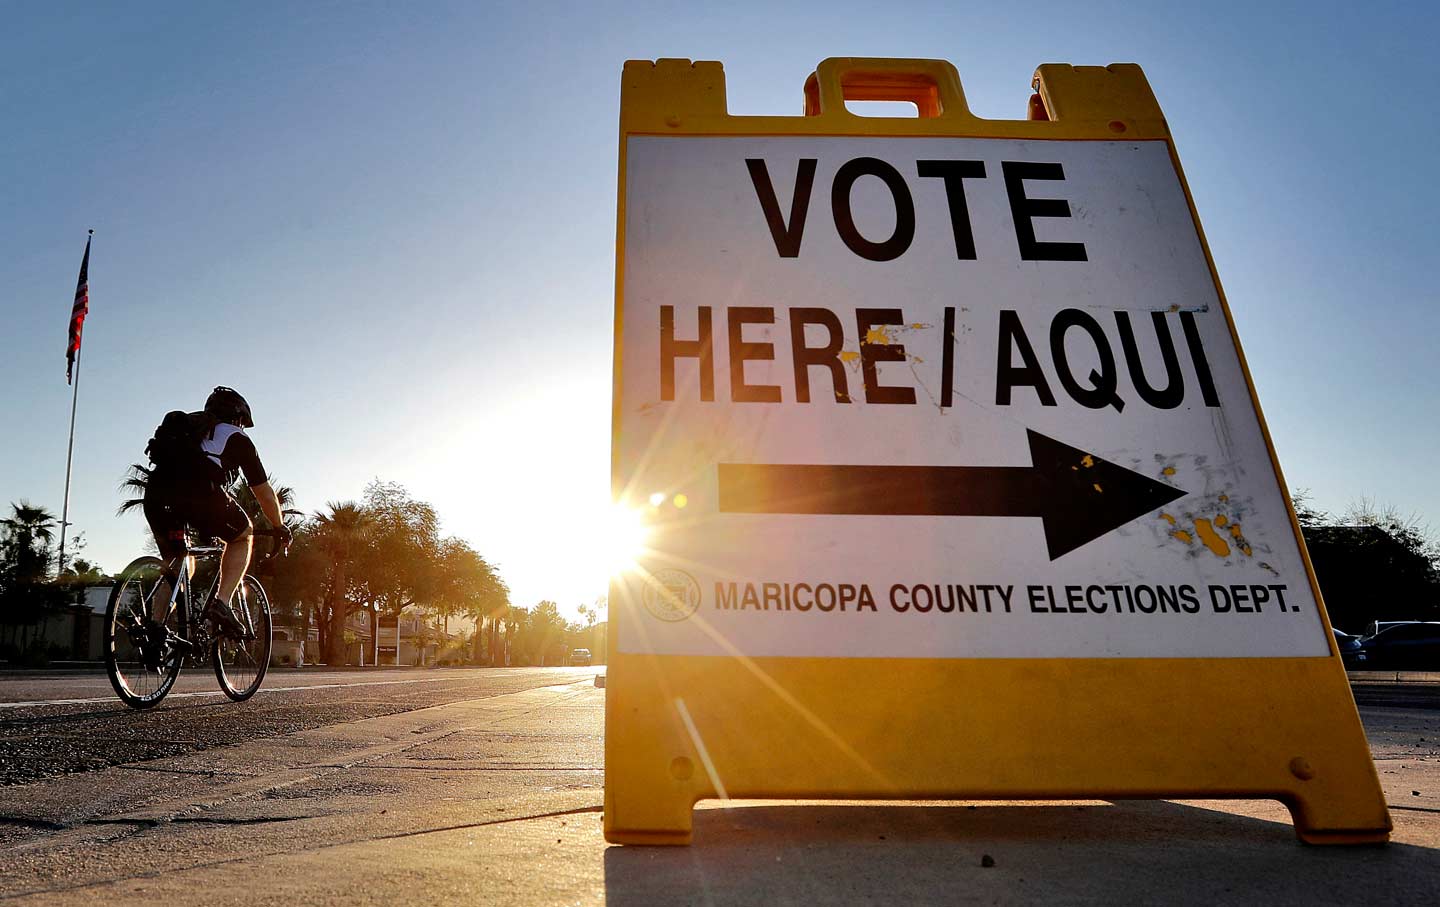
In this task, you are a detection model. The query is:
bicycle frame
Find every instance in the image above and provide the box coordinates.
[156,542,260,645]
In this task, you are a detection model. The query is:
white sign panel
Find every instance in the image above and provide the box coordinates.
[616,135,1328,660]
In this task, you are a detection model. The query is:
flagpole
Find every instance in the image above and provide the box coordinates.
[57,228,92,577]
[58,345,82,575]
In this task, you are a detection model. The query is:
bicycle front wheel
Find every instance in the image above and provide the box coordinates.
[213,574,272,701]
[105,556,186,709]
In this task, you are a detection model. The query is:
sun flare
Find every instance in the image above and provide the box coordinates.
[601,503,652,576]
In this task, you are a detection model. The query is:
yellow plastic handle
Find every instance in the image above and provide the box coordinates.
[803,58,971,119]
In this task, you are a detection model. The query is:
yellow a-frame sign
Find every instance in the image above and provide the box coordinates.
[606,57,1389,845]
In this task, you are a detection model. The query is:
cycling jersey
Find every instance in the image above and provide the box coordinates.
[201,421,268,488]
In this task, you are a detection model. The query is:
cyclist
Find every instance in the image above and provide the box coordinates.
[140,387,291,665]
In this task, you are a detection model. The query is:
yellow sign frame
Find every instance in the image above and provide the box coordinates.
[606,57,1390,846]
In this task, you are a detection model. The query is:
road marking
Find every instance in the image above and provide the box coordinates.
[0,674,488,709]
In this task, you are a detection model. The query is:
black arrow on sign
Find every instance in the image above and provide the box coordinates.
[717,429,1187,560]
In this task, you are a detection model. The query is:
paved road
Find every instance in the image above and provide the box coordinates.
[1350,679,1440,711]
[0,666,599,785]
[0,668,1433,789]
[0,668,1435,905]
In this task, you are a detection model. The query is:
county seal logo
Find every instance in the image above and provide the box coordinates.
[641,568,702,622]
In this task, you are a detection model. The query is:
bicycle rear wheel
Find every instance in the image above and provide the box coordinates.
[213,574,272,701]
[104,557,186,709]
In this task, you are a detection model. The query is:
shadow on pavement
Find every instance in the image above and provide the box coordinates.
[604,801,1440,905]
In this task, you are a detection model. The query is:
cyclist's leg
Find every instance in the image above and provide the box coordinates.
[208,492,253,604]
[138,493,197,665]
[216,523,253,603]
[141,494,190,624]
[192,490,253,634]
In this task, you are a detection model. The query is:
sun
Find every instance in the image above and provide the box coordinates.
[599,503,652,576]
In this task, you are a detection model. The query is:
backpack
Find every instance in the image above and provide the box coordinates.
[146,411,220,485]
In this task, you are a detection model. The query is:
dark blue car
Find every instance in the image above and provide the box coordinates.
[1355,622,1440,671]
[1333,628,1366,669]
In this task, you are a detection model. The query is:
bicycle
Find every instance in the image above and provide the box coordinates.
[104,528,289,709]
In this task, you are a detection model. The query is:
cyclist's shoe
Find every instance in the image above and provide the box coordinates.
[203,597,249,639]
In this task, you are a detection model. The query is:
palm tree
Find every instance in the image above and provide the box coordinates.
[1,502,60,646]
[64,558,106,583]
[503,606,523,666]
[313,501,374,666]
[229,476,302,529]
[2,501,56,543]
[1,501,58,582]
[117,463,151,516]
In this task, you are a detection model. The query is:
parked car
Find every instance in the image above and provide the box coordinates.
[1355,622,1440,671]
[1332,628,1365,669]
[1361,620,1421,639]
[568,647,592,666]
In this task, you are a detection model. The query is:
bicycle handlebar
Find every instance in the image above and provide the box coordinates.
[250,527,292,569]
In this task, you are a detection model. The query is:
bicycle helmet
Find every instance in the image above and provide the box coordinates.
[205,386,254,428]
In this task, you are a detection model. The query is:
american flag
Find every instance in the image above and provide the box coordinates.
[66,233,91,385]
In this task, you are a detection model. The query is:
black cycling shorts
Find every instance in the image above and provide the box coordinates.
[143,484,252,560]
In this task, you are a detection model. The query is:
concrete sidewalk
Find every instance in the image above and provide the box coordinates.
[1,680,1436,905]
[1349,671,1440,683]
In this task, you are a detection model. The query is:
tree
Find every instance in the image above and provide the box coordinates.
[504,605,528,664]
[1300,496,1440,631]
[262,523,328,656]
[512,600,568,666]
[1344,499,1440,567]
[0,502,66,650]
[117,464,151,517]
[55,557,107,606]
[68,557,104,580]
[347,481,442,665]
[313,500,374,666]
[228,475,303,531]
[427,538,509,664]
[1,501,56,582]
[1290,488,1329,529]
[433,539,479,633]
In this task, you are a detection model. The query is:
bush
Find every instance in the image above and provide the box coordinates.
[434,639,471,667]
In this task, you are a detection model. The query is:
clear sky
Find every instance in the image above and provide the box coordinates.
[3,1,1436,618]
